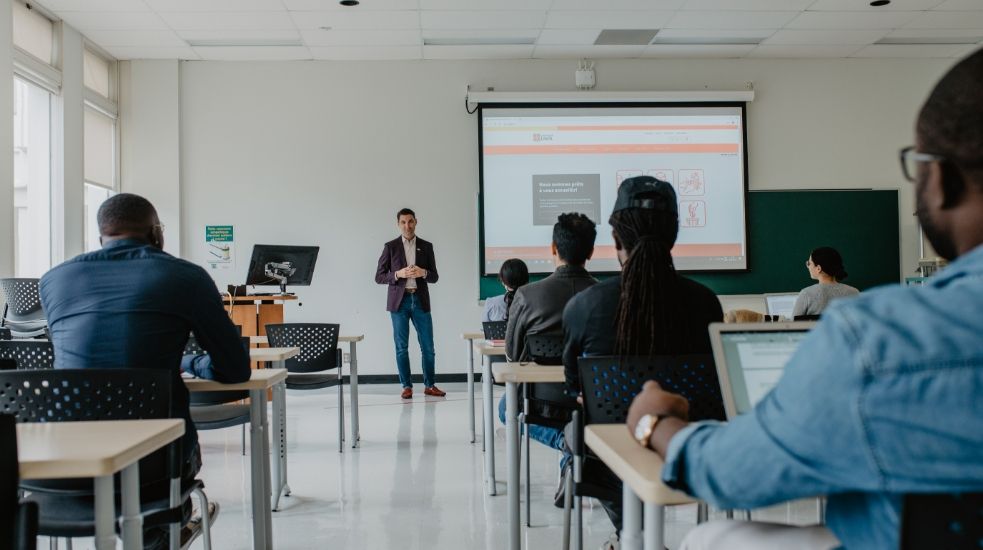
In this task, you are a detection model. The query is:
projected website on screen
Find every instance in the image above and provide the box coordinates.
[481,106,747,274]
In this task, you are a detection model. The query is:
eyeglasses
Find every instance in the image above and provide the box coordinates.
[899,146,945,183]
[153,224,166,232]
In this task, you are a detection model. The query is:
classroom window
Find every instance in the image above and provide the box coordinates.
[83,183,111,252]
[12,1,53,65]
[13,77,52,277]
[83,49,111,99]
[83,107,116,252]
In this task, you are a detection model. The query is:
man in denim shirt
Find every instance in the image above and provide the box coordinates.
[626,49,983,549]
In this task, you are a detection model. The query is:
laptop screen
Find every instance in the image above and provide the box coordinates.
[717,327,811,416]
[764,293,799,319]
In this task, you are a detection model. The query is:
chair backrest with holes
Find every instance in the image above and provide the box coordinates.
[0,279,46,337]
[0,341,54,371]
[265,323,340,373]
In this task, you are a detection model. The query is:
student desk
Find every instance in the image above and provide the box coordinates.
[461,331,484,444]
[585,424,695,550]
[17,419,185,550]
[250,334,364,447]
[186,360,291,550]
[474,342,506,496]
[492,361,565,550]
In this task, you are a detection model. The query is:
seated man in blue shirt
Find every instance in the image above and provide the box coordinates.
[40,193,251,538]
[626,49,983,550]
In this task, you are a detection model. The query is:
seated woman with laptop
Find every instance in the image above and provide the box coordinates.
[792,246,859,317]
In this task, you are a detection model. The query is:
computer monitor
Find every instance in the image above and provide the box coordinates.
[245,245,319,294]
[764,293,799,320]
[709,321,816,419]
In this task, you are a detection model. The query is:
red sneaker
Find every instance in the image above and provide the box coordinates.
[423,386,446,397]
[400,387,413,399]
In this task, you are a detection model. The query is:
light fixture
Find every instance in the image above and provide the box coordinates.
[340,0,359,5]
[870,0,890,6]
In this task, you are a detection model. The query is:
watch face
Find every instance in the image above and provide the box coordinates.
[634,414,653,442]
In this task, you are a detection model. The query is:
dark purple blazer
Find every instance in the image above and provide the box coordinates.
[374,236,439,312]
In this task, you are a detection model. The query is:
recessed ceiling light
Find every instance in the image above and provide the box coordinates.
[339,0,359,5]
[870,0,890,6]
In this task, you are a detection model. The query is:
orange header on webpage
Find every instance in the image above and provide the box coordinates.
[485,124,739,132]
[486,243,742,260]
[483,143,739,155]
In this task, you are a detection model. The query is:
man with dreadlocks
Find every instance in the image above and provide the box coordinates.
[561,176,723,544]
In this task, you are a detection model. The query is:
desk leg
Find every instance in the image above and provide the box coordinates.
[506,381,520,550]
[93,475,116,550]
[349,341,360,447]
[643,503,664,550]
[483,355,496,496]
[120,463,144,550]
[272,373,287,511]
[621,484,643,550]
[249,388,269,550]
[467,339,476,444]
[260,388,274,549]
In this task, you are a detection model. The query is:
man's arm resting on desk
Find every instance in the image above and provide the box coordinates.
[189,270,251,383]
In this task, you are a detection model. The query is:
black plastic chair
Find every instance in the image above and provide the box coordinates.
[482,321,507,341]
[901,492,983,549]
[0,279,47,338]
[0,327,11,340]
[562,355,725,548]
[519,333,578,526]
[265,323,346,453]
[184,336,251,456]
[0,368,214,550]
[0,341,55,370]
[1,414,39,550]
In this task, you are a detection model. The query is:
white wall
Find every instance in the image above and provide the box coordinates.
[119,59,181,256]
[175,57,955,376]
[0,0,16,276]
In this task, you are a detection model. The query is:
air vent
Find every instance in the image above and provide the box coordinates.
[593,29,659,46]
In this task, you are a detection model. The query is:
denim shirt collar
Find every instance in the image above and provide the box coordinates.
[101,237,153,250]
[928,242,983,286]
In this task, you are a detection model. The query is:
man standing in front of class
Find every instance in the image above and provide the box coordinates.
[375,208,446,399]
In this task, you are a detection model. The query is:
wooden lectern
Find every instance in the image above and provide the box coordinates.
[223,294,297,338]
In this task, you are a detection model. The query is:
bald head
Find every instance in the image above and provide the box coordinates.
[97,193,163,248]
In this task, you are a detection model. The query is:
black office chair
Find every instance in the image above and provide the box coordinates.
[1,414,39,550]
[0,327,11,340]
[0,368,214,550]
[519,333,577,526]
[482,321,507,341]
[794,314,821,321]
[562,355,726,549]
[0,279,47,338]
[265,323,346,453]
[185,336,251,456]
[0,340,55,370]
[901,492,983,549]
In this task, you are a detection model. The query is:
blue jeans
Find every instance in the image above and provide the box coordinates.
[390,293,436,388]
[498,395,567,467]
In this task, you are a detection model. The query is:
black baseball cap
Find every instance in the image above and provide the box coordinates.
[612,176,678,216]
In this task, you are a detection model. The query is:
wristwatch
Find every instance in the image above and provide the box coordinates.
[633,414,661,449]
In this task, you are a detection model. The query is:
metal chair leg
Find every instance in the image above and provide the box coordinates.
[48,537,57,550]
[561,466,573,550]
[193,487,213,550]
[338,379,344,453]
[697,501,709,524]
[65,540,72,550]
[524,415,531,528]
[241,424,246,456]
[574,496,583,550]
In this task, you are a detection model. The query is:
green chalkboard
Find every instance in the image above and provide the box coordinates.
[480,189,900,299]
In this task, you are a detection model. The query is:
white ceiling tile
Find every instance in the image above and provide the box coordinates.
[158,11,298,31]
[763,29,889,44]
[301,28,421,46]
[283,0,419,9]
[178,29,303,43]
[665,11,799,29]
[655,28,775,40]
[536,29,601,45]
[884,28,983,40]
[680,0,813,9]
[423,29,539,41]
[289,11,421,30]
[551,0,685,10]
[532,45,646,58]
[934,0,983,9]
[422,44,533,59]
[421,11,545,30]
[641,44,756,57]
[146,0,287,11]
[82,29,188,47]
[904,11,983,28]
[747,44,865,57]
[193,46,313,60]
[34,0,150,11]
[310,46,423,59]
[544,11,674,29]
[806,0,945,9]
[56,11,168,31]
[852,43,968,57]
[421,0,551,10]
[786,11,917,30]
[103,46,200,60]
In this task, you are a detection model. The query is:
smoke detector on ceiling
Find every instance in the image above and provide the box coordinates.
[576,59,595,90]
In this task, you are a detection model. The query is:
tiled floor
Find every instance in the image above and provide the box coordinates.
[181,383,821,550]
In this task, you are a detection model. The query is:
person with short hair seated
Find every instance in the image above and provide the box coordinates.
[625,48,983,550]
[792,246,859,317]
[40,193,251,545]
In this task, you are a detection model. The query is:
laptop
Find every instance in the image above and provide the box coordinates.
[763,293,799,320]
[709,321,816,419]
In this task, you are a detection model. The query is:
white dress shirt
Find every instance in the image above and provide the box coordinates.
[402,236,417,290]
